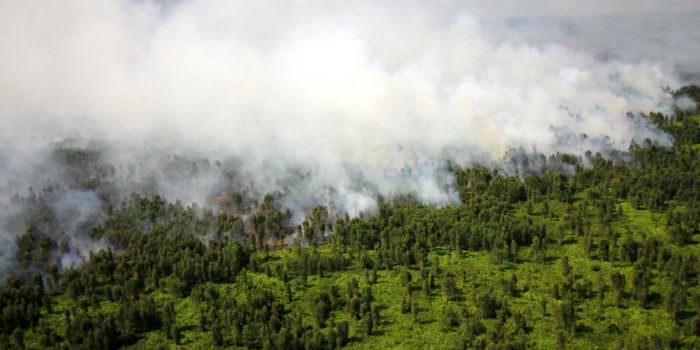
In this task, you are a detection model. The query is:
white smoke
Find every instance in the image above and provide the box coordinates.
[0,1,694,274]
[675,96,698,112]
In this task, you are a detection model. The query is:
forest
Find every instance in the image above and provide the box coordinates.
[1,85,700,349]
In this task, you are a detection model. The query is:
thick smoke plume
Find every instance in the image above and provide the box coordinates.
[0,1,695,274]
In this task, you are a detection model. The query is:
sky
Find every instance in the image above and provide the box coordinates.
[460,0,700,18]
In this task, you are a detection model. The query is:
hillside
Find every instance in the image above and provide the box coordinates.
[1,104,700,350]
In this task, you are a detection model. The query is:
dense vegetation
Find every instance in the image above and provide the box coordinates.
[1,88,700,349]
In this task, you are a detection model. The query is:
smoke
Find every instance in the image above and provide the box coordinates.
[0,0,695,274]
[675,96,698,112]
[50,190,107,268]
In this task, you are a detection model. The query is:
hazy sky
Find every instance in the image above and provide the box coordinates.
[458,0,700,18]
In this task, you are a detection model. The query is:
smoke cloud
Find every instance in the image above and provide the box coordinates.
[0,0,696,274]
[675,96,698,112]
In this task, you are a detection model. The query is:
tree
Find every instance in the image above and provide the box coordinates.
[12,328,24,350]
[478,292,498,319]
[314,291,332,327]
[364,314,374,335]
[558,300,576,334]
[441,306,460,331]
[349,297,361,320]
[443,273,458,299]
[401,293,412,314]
[561,256,571,277]
[401,271,412,292]
[632,266,650,308]
[412,301,420,323]
[666,282,686,323]
[162,301,179,342]
[336,320,349,346]
[611,272,626,307]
